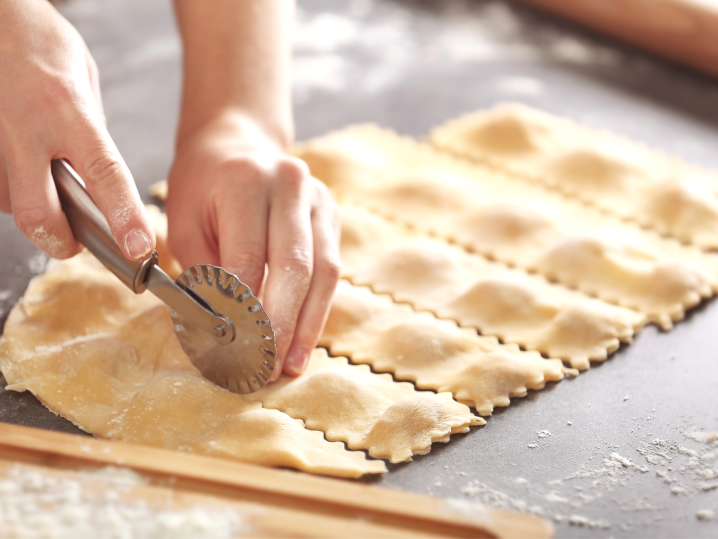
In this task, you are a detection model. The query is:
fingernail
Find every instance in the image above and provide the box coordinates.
[124,229,151,260]
[286,347,310,376]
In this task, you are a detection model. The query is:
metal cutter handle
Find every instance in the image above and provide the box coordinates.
[51,158,236,345]
[51,159,155,292]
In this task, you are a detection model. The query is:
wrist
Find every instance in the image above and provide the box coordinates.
[176,107,294,154]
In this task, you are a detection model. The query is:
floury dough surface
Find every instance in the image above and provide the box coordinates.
[338,204,645,370]
[0,250,385,478]
[246,348,482,463]
[321,281,570,416]
[295,126,718,329]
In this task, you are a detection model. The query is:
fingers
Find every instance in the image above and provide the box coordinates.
[67,114,155,261]
[283,183,341,377]
[6,158,81,259]
[262,160,314,381]
[214,159,269,295]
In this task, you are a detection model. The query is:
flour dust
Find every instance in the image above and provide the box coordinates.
[451,424,718,534]
[0,465,248,538]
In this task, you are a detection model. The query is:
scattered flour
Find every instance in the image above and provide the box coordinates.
[34,333,113,355]
[684,428,718,444]
[460,425,718,534]
[291,0,625,99]
[0,466,246,538]
[27,252,49,274]
[567,514,611,529]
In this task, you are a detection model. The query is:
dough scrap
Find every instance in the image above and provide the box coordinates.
[320,280,571,416]
[339,204,646,370]
[430,103,718,249]
[296,126,718,328]
[245,348,482,463]
[0,251,386,478]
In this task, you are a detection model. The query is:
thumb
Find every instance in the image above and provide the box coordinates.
[66,117,156,261]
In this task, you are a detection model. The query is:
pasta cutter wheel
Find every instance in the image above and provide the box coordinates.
[171,265,276,394]
[51,159,275,395]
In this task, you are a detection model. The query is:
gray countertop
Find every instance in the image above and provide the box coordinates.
[2,0,718,536]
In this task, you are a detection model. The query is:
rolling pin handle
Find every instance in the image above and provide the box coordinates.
[51,158,154,294]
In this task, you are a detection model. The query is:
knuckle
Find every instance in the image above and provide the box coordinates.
[280,250,313,281]
[40,77,82,119]
[318,256,341,282]
[83,150,125,188]
[277,157,309,190]
[211,158,264,199]
[219,156,262,180]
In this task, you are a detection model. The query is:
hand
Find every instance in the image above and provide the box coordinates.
[166,113,340,380]
[0,0,155,260]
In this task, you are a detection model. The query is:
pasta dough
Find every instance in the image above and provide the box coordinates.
[339,204,646,370]
[245,348,482,463]
[0,251,385,478]
[296,126,718,328]
[320,280,571,416]
[430,103,718,249]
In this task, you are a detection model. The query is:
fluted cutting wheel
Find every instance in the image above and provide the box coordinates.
[171,264,276,394]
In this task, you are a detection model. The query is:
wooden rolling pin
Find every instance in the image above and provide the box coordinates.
[0,422,553,539]
[515,0,718,78]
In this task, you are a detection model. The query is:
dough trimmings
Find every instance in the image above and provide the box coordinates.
[245,348,482,463]
[430,103,718,250]
[296,126,718,328]
[320,280,572,416]
[339,204,646,370]
[0,251,386,478]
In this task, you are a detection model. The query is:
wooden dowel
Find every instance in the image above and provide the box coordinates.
[0,422,553,539]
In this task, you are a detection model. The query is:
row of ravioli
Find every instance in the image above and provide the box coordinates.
[294,125,718,330]
[431,103,718,250]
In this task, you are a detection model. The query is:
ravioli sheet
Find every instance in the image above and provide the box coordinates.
[295,126,718,329]
[246,348,482,463]
[0,252,385,478]
[340,204,646,370]
[320,281,571,416]
[431,103,718,250]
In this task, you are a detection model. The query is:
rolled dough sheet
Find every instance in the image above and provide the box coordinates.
[430,103,718,250]
[0,251,385,478]
[339,203,646,370]
[245,348,482,463]
[295,126,718,329]
[320,281,571,416]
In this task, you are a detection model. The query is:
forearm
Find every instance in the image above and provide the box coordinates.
[173,0,294,150]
